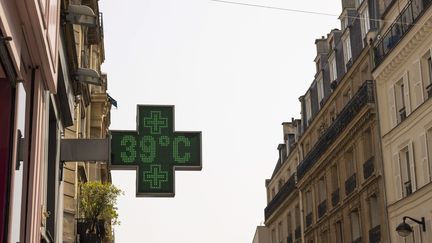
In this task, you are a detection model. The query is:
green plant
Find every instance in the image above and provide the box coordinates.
[79,181,122,239]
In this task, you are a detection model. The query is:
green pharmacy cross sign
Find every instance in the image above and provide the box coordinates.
[110,105,202,197]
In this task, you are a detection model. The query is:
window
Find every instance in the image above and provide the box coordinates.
[369,195,379,228]
[271,229,276,243]
[426,129,432,183]
[341,14,349,30]
[342,33,352,69]
[305,92,312,124]
[287,213,292,236]
[329,55,337,82]
[317,78,324,107]
[318,177,327,203]
[335,220,344,243]
[400,147,413,197]
[278,222,283,243]
[331,165,339,192]
[421,51,432,99]
[395,79,407,123]
[359,5,370,45]
[305,190,313,215]
[363,129,373,160]
[350,211,361,242]
[345,149,356,177]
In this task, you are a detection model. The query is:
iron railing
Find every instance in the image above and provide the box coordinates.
[332,188,340,207]
[363,156,375,180]
[345,173,357,196]
[264,174,296,220]
[297,81,375,180]
[369,225,381,243]
[374,0,432,66]
[318,200,327,218]
[77,218,106,243]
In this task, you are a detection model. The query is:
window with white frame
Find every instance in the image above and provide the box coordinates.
[341,14,348,30]
[317,78,324,107]
[329,55,337,82]
[426,129,432,183]
[359,4,370,45]
[369,195,380,228]
[342,33,352,69]
[395,79,407,123]
[331,165,339,192]
[400,147,413,197]
[345,148,356,177]
[318,177,327,203]
[363,128,374,160]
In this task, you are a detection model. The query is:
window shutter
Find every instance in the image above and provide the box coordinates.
[403,72,411,115]
[425,219,432,241]
[410,60,424,108]
[408,142,417,192]
[393,152,402,200]
[413,224,421,243]
[388,86,396,128]
[419,133,430,186]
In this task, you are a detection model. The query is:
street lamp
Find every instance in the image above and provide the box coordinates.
[395,216,426,237]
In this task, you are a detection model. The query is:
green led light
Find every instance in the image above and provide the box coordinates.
[120,135,136,163]
[110,105,202,197]
[173,136,191,163]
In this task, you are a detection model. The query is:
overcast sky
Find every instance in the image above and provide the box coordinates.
[100,0,341,242]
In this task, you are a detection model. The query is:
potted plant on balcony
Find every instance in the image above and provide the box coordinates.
[78,181,122,243]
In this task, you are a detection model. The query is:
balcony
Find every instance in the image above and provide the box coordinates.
[345,173,357,196]
[374,0,432,66]
[264,175,296,220]
[295,226,301,240]
[369,225,381,243]
[331,188,340,207]
[305,213,313,227]
[297,81,375,180]
[87,12,104,45]
[318,200,327,218]
[287,234,293,243]
[363,156,375,180]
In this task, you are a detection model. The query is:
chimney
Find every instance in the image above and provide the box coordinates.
[315,36,328,55]
[341,0,355,9]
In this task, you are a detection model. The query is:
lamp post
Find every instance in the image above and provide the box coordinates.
[395,216,426,237]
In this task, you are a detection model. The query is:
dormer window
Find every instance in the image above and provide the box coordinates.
[342,32,352,70]
[359,4,370,45]
[329,54,337,82]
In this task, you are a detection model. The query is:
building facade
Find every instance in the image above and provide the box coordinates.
[373,0,432,242]
[264,0,391,243]
[0,0,112,242]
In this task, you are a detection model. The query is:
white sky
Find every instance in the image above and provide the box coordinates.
[100,0,341,242]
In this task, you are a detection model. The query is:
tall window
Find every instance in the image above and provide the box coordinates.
[317,78,324,107]
[350,211,361,242]
[295,205,301,231]
[278,221,283,243]
[400,147,413,197]
[331,165,339,192]
[335,220,344,243]
[271,229,276,243]
[363,129,373,160]
[345,149,356,177]
[342,33,352,68]
[395,79,407,123]
[287,213,292,237]
[305,92,312,124]
[329,55,337,82]
[427,129,432,182]
[421,51,432,99]
[360,5,370,45]
[369,195,379,228]
[305,190,313,215]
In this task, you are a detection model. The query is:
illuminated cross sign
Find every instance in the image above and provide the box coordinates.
[110,105,202,197]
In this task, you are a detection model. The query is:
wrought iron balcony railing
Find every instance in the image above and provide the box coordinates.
[363,156,375,180]
[369,225,381,243]
[345,173,357,196]
[318,200,327,218]
[374,0,432,66]
[331,188,340,207]
[264,174,296,220]
[77,218,106,243]
[297,81,375,180]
